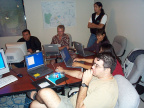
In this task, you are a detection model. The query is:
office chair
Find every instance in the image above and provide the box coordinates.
[123,51,144,101]
[125,54,144,85]
[114,75,140,108]
[112,35,127,57]
[65,33,73,48]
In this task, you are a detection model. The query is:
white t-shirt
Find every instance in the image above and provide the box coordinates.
[89,14,107,25]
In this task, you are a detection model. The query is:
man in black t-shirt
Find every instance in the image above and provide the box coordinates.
[14,29,41,68]
[18,29,41,53]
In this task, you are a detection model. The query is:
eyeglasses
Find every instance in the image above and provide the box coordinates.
[93,63,108,70]
[93,63,103,68]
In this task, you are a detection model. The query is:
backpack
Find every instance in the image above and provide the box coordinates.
[123,48,144,78]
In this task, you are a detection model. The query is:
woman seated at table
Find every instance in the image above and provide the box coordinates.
[71,43,124,76]
[85,28,110,53]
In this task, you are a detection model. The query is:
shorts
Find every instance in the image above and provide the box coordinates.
[57,95,74,108]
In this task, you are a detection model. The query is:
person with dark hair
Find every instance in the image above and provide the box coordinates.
[18,29,41,53]
[14,29,41,68]
[99,44,124,76]
[73,43,124,76]
[29,53,118,108]
[87,2,107,48]
[85,28,109,52]
[51,25,69,50]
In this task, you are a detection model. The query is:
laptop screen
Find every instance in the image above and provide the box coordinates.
[60,47,71,62]
[25,52,44,70]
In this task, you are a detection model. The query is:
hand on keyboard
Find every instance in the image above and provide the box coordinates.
[72,62,83,67]
[0,75,18,88]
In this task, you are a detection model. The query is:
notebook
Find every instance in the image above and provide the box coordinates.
[43,44,59,56]
[25,51,53,79]
[60,47,84,68]
[73,42,95,57]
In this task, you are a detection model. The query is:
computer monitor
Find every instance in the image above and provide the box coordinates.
[5,42,27,63]
[0,49,10,78]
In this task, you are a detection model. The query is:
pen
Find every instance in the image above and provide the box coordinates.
[52,64,56,70]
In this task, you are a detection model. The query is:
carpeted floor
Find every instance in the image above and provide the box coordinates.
[0,87,73,108]
[0,94,32,108]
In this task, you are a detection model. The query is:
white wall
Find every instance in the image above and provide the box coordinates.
[0,0,94,49]
[96,0,144,62]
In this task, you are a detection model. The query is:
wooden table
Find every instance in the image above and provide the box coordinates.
[0,62,81,96]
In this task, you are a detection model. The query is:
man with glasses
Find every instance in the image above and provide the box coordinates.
[30,53,118,108]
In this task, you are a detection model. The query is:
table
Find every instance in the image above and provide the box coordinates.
[0,62,82,96]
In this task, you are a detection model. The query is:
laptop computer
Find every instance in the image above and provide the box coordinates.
[73,42,95,57]
[43,44,59,56]
[60,47,83,68]
[25,51,53,79]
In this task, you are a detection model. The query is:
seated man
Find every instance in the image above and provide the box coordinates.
[51,25,70,50]
[14,29,41,68]
[18,29,41,53]
[30,53,118,108]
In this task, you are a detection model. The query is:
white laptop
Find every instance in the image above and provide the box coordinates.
[43,44,60,56]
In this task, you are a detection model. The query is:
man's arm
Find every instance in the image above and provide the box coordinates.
[34,37,42,51]
[88,15,107,29]
[74,58,94,63]
[58,46,69,50]
[72,62,92,69]
[88,22,104,29]
[76,70,93,108]
[56,66,83,79]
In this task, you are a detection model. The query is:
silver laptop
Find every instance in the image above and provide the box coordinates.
[73,42,95,57]
[43,44,59,56]
[60,47,83,68]
[25,51,53,79]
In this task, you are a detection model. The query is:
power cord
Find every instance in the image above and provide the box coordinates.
[10,69,18,75]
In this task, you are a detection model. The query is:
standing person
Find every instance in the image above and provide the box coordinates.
[87,2,107,48]
[18,29,41,53]
[29,53,118,108]
[51,25,70,50]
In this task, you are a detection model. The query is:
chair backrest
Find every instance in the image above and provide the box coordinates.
[114,75,140,108]
[125,54,144,84]
[112,35,127,57]
[65,33,72,48]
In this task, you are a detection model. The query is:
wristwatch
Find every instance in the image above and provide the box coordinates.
[81,83,88,88]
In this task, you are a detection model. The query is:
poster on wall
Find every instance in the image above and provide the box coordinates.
[0,0,27,37]
[41,0,76,28]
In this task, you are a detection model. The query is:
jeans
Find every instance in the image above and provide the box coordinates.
[87,33,97,48]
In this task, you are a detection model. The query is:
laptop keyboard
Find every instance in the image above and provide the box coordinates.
[29,67,53,79]
[36,66,48,72]
[84,50,95,56]
[67,60,84,68]
[67,59,73,66]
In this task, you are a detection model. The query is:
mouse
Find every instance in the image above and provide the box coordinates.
[17,73,23,78]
